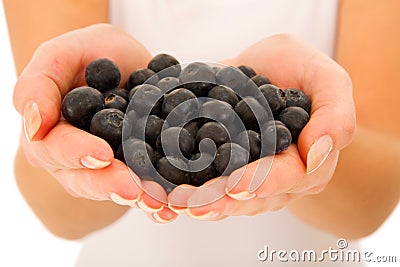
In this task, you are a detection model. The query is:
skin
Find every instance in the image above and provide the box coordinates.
[4,0,400,240]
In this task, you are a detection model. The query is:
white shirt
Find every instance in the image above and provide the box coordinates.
[75,1,365,266]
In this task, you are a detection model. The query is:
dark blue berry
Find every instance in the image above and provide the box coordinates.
[104,88,129,101]
[261,123,292,155]
[238,65,257,78]
[215,66,248,96]
[90,108,124,151]
[234,130,261,160]
[196,122,230,148]
[148,54,181,78]
[207,85,239,107]
[85,58,121,92]
[278,106,309,141]
[214,143,250,175]
[183,120,200,138]
[162,88,199,126]
[250,74,270,87]
[104,94,127,112]
[258,84,286,116]
[156,77,180,93]
[234,97,270,131]
[179,62,216,96]
[189,153,219,186]
[135,115,165,148]
[62,86,104,130]
[130,84,163,116]
[122,109,139,140]
[156,127,195,159]
[156,156,190,185]
[126,68,159,90]
[284,88,311,114]
[123,138,156,178]
[199,99,236,126]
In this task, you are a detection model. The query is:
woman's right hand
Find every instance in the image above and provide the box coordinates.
[14,23,177,223]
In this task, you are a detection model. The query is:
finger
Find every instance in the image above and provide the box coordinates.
[226,145,305,199]
[137,180,168,213]
[14,23,151,141]
[22,121,114,170]
[54,159,142,201]
[167,184,198,213]
[186,177,232,220]
[149,207,179,224]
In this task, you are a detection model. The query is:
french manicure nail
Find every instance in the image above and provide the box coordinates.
[187,209,219,220]
[81,155,111,169]
[137,200,163,213]
[225,188,256,201]
[153,212,173,223]
[110,192,140,207]
[306,135,333,174]
[167,203,187,214]
[23,101,41,143]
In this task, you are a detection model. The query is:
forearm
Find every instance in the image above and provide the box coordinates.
[14,146,129,240]
[3,0,109,73]
[288,126,400,239]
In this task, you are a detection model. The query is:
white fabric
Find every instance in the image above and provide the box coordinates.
[75,1,365,266]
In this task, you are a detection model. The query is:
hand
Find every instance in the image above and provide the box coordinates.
[14,23,177,223]
[167,34,356,220]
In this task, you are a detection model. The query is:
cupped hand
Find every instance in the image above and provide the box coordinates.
[14,23,177,223]
[168,34,355,220]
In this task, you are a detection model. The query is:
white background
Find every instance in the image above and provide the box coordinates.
[0,2,398,266]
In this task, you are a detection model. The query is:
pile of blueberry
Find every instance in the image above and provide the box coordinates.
[61,54,310,192]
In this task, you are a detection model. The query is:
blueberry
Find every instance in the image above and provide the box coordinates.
[104,94,128,112]
[258,84,286,116]
[130,84,163,116]
[90,108,124,151]
[214,143,250,175]
[215,66,248,96]
[234,97,270,131]
[189,153,219,186]
[278,106,309,141]
[262,119,285,129]
[234,130,261,160]
[122,109,139,140]
[156,127,195,158]
[62,86,105,130]
[196,122,230,148]
[250,74,270,87]
[162,88,199,126]
[148,54,181,78]
[207,85,239,107]
[183,120,200,138]
[199,99,236,126]
[85,58,121,92]
[212,66,221,74]
[238,65,257,78]
[156,77,180,93]
[179,62,216,96]
[284,88,311,114]
[126,68,159,90]
[123,138,156,178]
[104,88,129,101]
[135,115,165,148]
[261,123,292,155]
[156,156,190,185]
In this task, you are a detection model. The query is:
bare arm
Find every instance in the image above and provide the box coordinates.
[5,0,130,240]
[288,0,400,239]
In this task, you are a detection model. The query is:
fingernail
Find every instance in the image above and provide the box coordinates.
[23,101,41,143]
[167,203,187,214]
[306,135,333,174]
[110,192,140,207]
[153,212,174,224]
[225,188,256,201]
[186,209,219,220]
[137,200,163,213]
[81,155,111,169]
